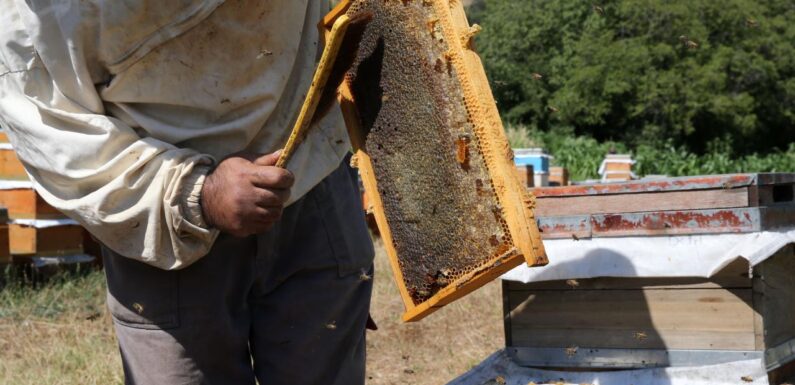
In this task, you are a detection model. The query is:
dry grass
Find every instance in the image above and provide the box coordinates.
[365,238,504,385]
[0,271,123,385]
[0,239,503,385]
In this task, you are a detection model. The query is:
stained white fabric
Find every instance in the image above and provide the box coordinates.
[447,350,769,385]
[0,0,350,269]
[503,228,795,283]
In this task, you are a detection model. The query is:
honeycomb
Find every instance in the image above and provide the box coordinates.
[345,0,513,304]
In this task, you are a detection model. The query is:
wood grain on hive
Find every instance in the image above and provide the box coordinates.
[322,0,547,321]
[504,173,795,381]
[533,173,795,239]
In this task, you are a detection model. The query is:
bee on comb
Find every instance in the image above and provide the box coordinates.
[325,0,547,321]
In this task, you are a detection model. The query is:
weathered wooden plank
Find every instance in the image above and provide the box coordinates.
[534,188,750,217]
[538,206,795,238]
[0,148,27,180]
[756,173,795,186]
[511,328,756,351]
[534,173,795,200]
[590,208,762,237]
[9,224,84,255]
[0,188,65,219]
[532,174,756,198]
[537,215,591,239]
[509,290,754,330]
[508,288,756,350]
[755,245,795,349]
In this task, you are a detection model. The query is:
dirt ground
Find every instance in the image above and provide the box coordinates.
[0,237,504,385]
[365,238,504,384]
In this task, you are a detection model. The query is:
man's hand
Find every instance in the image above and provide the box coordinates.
[200,151,294,237]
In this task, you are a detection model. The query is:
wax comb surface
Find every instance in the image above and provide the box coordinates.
[325,0,547,321]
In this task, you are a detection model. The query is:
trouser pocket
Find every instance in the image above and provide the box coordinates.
[309,162,375,277]
[102,247,180,330]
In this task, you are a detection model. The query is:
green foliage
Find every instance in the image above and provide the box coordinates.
[474,0,795,155]
[507,125,795,180]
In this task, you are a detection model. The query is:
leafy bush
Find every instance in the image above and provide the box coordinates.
[507,125,795,181]
[474,0,795,156]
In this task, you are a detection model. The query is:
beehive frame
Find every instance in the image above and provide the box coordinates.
[322,0,547,321]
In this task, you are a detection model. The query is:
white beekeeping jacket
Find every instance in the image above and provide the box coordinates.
[0,0,351,270]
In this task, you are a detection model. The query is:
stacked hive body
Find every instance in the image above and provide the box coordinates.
[598,154,636,182]
[514,149,551,187]
[532,173,795,239]
[323,0,547,321]
[0,132,92,264]
[504,173,795,381]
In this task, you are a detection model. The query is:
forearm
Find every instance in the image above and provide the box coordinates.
[0,68,220,270]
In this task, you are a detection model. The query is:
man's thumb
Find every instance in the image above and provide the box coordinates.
[254,150,282,166]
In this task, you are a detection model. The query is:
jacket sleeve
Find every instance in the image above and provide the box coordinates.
[0,7,220,270]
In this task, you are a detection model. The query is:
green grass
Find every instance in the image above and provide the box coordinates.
[0,242,504,385]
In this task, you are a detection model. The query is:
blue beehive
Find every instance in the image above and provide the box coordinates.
[513,148,551,174]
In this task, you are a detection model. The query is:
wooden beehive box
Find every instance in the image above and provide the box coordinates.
[9,221,84,256]
[0,144,27,180]
[599,154,635,181]
[504,247,795,383]
[504,173,795,383]
[0,187,65,219]
[531,173,795,242]
[548,166,568,187]
[515,165,534,188]
[0,134,87,260]
[0,208,11,264]
[0,187,86,258]
[323,0,547,321]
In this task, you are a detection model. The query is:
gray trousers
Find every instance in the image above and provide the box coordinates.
[102,163,375,385]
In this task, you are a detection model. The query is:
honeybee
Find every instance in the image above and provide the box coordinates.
[592,4,604,15]
[456,134,471,167]
[565,346,579,357]
[679,35,699,49]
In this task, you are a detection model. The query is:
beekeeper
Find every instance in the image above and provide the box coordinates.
[0,1,374,384]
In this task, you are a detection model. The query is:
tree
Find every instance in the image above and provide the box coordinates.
[472,0,795,155]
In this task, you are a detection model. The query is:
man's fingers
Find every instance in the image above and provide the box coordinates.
[253,150,282,167]
[254,188,291,207]
[251,206,283,223]
[250,167,295,189]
